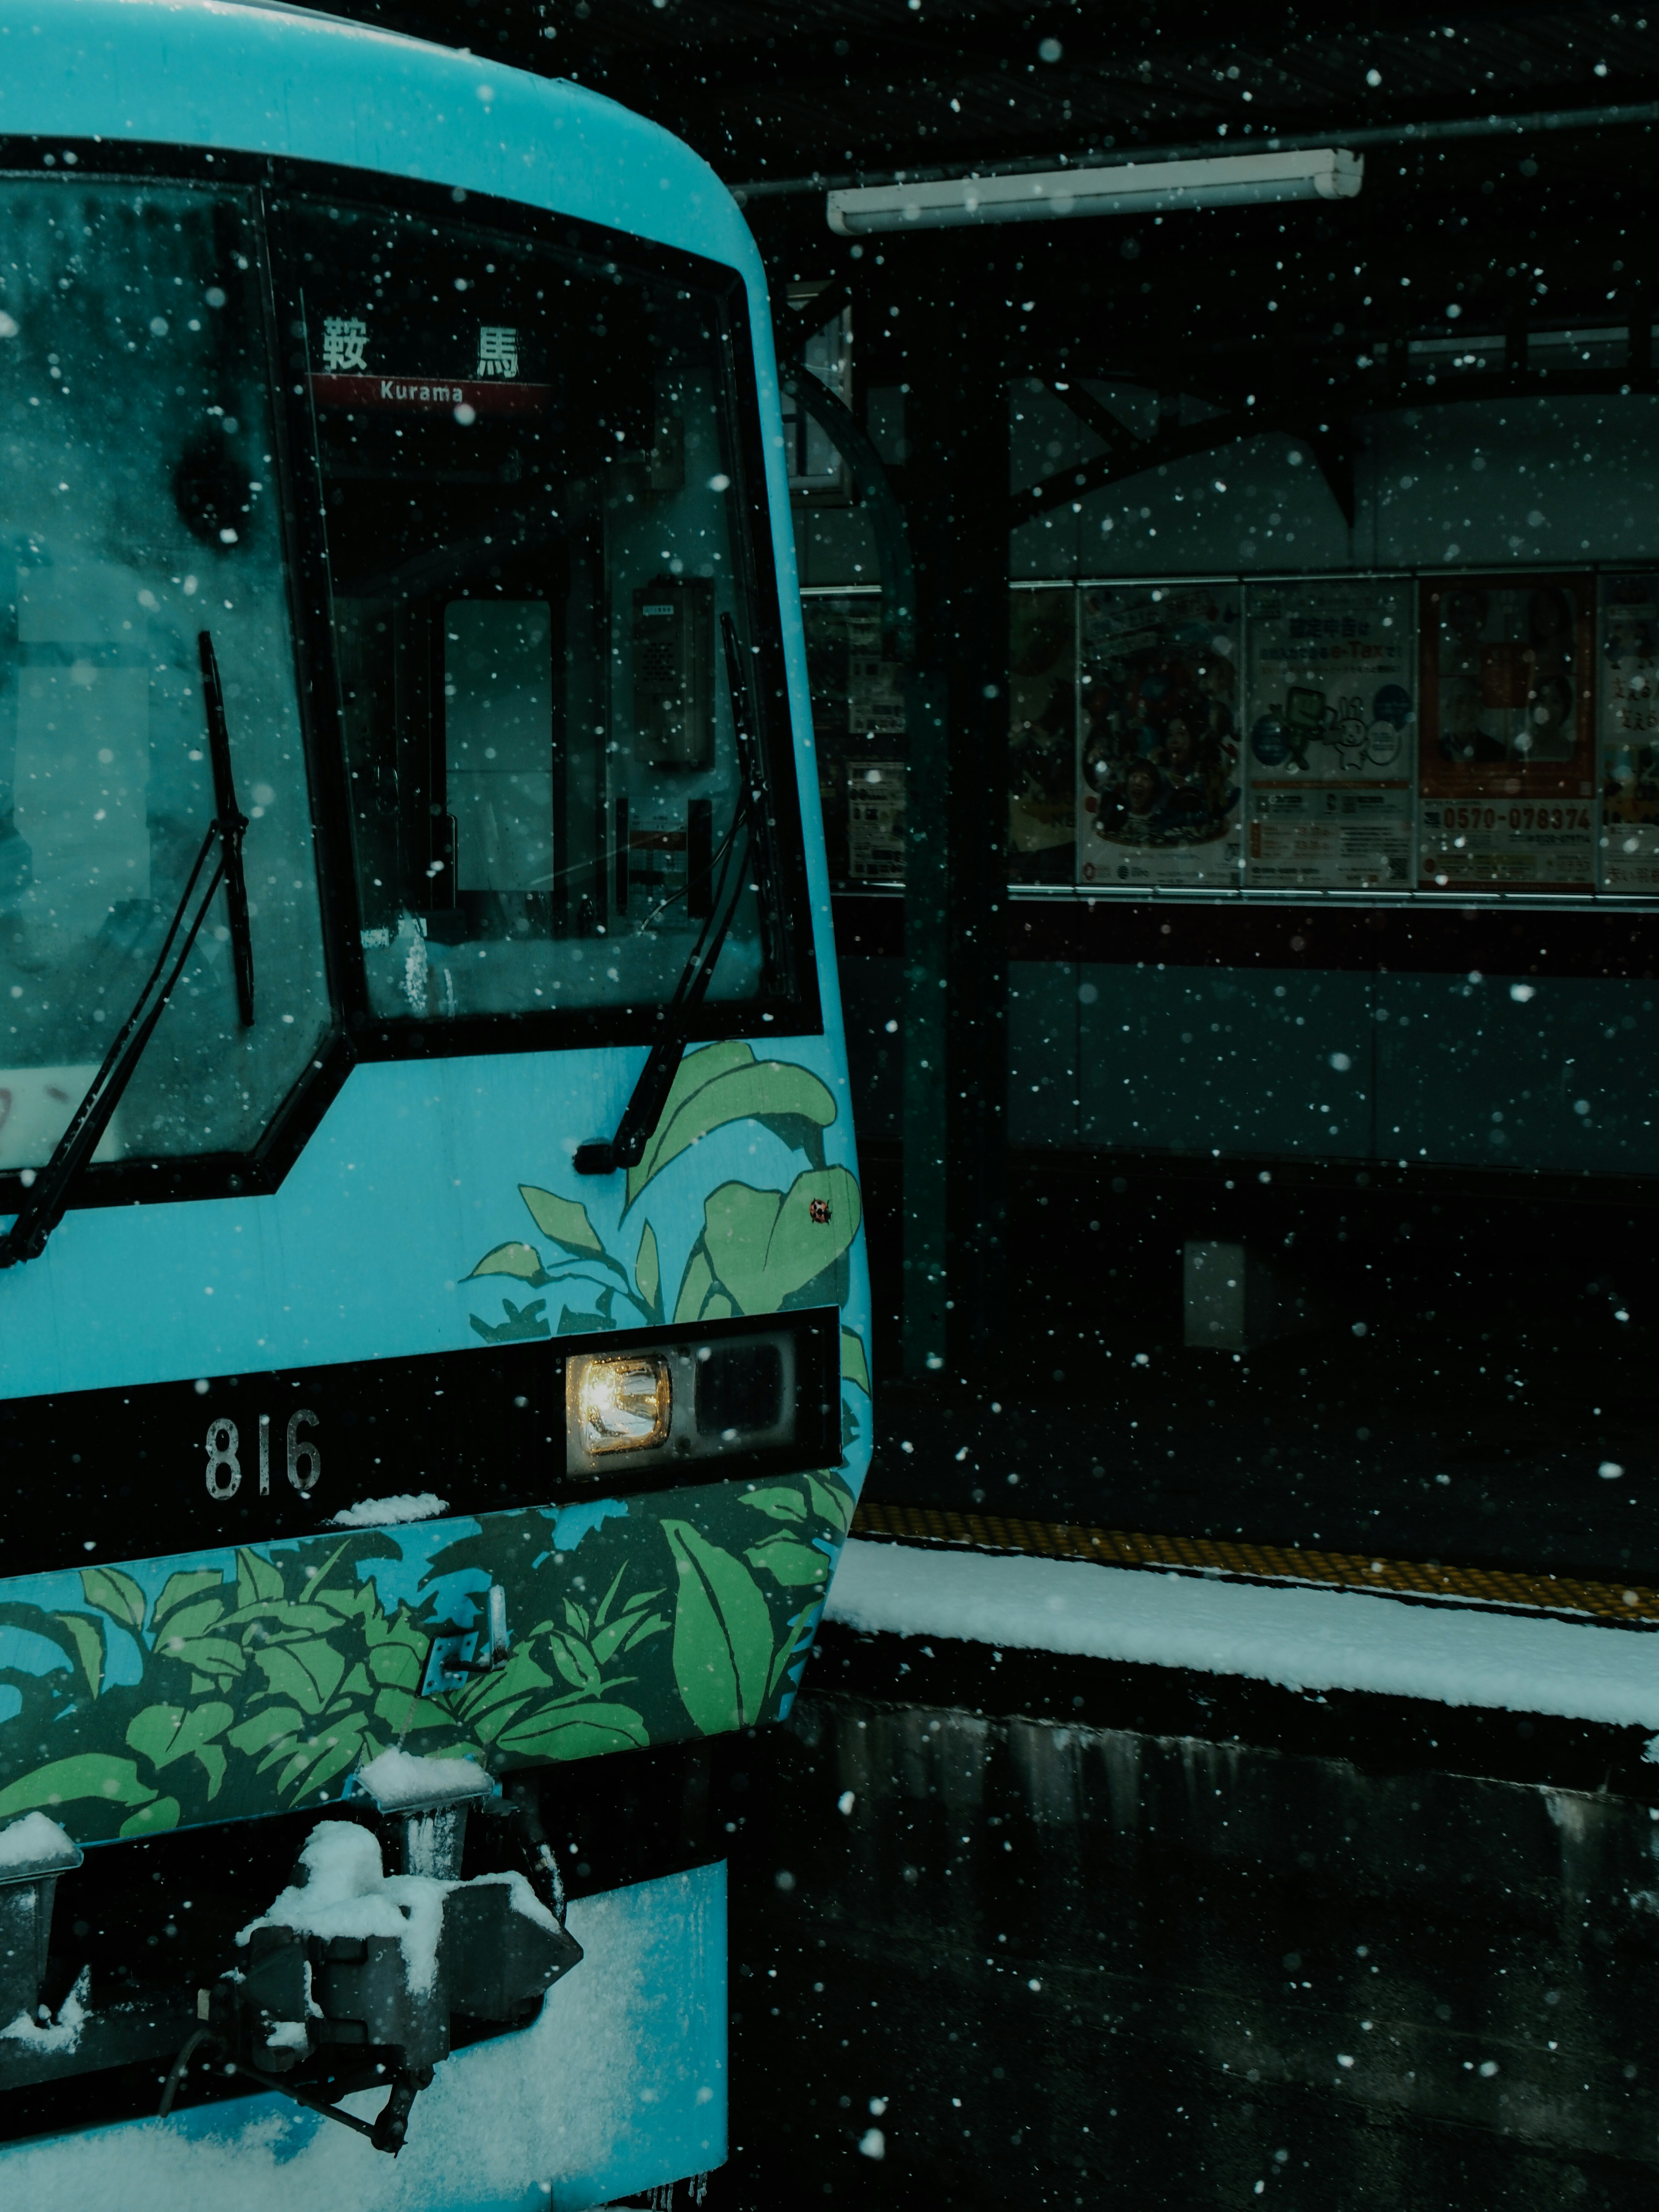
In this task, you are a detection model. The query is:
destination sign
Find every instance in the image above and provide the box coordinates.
[309,373,551,416]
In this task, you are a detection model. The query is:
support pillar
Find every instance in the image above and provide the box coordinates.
[897,270,1010,1382]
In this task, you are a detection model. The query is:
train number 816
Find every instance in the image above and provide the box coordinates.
[204,1410,321,1500]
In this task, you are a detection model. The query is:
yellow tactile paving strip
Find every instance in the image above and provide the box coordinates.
[849,1499,1659,1629]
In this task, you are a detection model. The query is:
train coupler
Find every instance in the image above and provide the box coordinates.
[195,1759,581,2152]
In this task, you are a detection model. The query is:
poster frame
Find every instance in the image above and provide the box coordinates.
[1417,569,1598,893]
[1240,571,1419,895]
[807,566,1659,908]
[1074,573,1246,893]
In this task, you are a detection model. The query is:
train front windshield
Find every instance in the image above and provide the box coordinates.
[0,172,795,1178]
[292,195,780,1023]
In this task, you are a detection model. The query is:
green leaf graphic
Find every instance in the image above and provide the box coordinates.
[154,1598,228,1649]
[592,1605,669,1667]
[221,1599,340,1637]
[626,1045,838,1209]
[0,1754,156,1823]
[737,1486,809,1525]
[467,1241,547,1283]
[449,1649,553,1742]
[79,1567,146,1632]
[255,1640,346,1714]
[471,1297,550,1343]
[557,1303,614,1336]
[367,1638,423,1694]
[545,1629,603,1695]
[623,1040,757,1206]
[55,1612,104,1700]
[461,1694,535,1745]
[767,1604,820,1703]
[121,1796,180,1837]
[840,1327,871,1396]
[746,1538,833,1589]
[497,1704,651,1761]
[701,1166,862,1315]
[297,1541,354,1606]
[153,1569,225,1625]
[236,1549,285,1612]
[593,1567,628,1626]
[663,1519,777,1733]
[311,1581,370,1622]
[126,1701,234,1774]
[228,1707,303,1759]
[165,1637,246,1681]
[519,1187,605,1258]
[275,1716,378,1802]
[375,1688,458,1736]
[673,1243,716,1325]
[806,1473,856,1537]
[635,1221,661,1319]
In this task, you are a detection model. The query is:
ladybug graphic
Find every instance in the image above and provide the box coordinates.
[808,1197,833,1224]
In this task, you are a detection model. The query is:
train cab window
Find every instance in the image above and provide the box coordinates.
[444,599,555,903]
[0,181,331,1172]
[284,196,797,1030]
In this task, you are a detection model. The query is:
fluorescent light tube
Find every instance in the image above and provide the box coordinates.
[826,148,1363,234]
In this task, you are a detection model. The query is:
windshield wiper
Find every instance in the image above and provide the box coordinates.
[200,630,254,1026]
[0,630,254,1268]
[575,612,772,1177]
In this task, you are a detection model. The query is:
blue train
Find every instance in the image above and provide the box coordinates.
[0,4,870,2202]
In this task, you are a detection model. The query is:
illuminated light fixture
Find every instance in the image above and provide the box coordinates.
[570,1353,672,1455]
[826,148,1363,235]
[560,1319,839,1480]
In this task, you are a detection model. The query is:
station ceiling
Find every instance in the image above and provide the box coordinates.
[343,2,1656,193]
[321,3,1659,454]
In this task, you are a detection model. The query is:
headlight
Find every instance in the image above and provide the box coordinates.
[559,1313,840,1485]
[568,1353,672,1455]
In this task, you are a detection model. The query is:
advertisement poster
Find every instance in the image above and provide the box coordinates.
[845,605,906,740]
[1598,573,1659,893]
[1243,578,1415,889]
[1008,587,1076,879]
[846,760,906,884]
[1418,574,1596,888]
[802,594,905,886]
[1076,582,1243,888]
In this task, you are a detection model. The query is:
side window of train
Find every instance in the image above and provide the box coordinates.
[0,181,331,1176]
[278,194,809,1036]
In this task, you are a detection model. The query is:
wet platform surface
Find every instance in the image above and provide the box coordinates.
[700,1627,1659,2211]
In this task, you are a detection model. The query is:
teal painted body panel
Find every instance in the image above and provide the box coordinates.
[0,1036,866,1396]
[0,1862,727,2208]
[0,0,758,276]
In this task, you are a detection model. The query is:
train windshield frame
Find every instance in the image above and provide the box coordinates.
[0,144,817,1208]
[270,175,814,1049]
